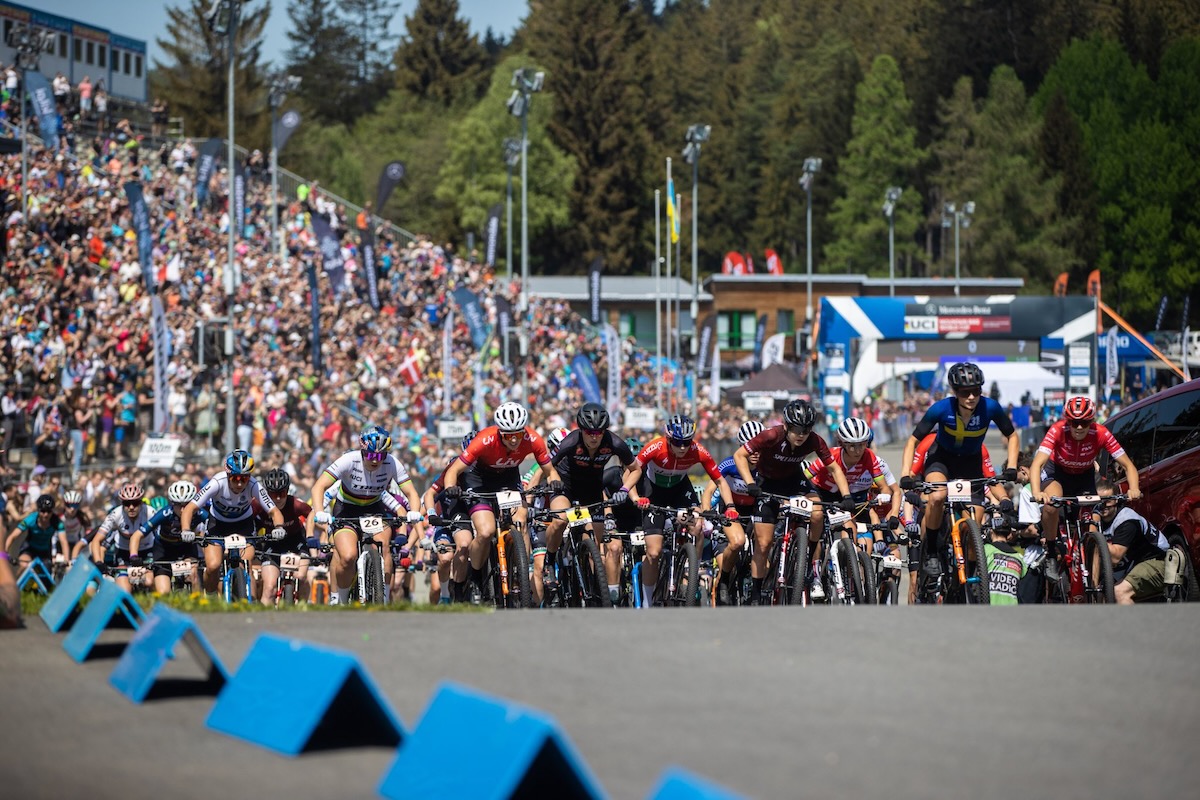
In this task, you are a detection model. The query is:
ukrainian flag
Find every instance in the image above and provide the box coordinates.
[667,176,680,244]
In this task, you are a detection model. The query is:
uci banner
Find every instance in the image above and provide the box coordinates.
[124,182,155,290]
[195,138,222,207]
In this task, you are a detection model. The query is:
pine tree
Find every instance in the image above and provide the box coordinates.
[284,0,360,126]
[393,0,490,107]
[1039,88,1099,283]
[152,0,270,144]
[340,0,401,115]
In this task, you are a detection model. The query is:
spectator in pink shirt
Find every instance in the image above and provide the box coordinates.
[78,75,92,119]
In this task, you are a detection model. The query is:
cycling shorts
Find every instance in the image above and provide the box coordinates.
[643,482,699,535]
[1039,461,1097,498]
[754,474,815,525]
[464,467,522,515]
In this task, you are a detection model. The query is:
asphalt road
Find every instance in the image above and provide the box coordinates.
[3,606,1198,800]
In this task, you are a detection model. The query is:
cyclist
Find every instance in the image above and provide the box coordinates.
[701,420,761,605]
[734,399,853,602]
[899,362,1019,581]
[545,403,637,603]
[602,438,647,606]
[60,490,92,561]
[525,425,572,606]
[1030,395,1141,544]
[442,402,561,594]
[807,417,901,554]
[181,450,286,596]
[307,426,426,605]
[93,484,153,593]
[421,431,476,604]
[255,469,312,606]
[1096,478,1167,604]
[6,494,64,575]
[129,481,203,594]
[618,414,736,607]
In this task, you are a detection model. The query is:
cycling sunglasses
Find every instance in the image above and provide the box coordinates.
[1069,420,1094,429]
[362,450,387,463]
[582,428,605,436]
[667,437,693,448]
[955,387,983,398]
[786,424,812,435]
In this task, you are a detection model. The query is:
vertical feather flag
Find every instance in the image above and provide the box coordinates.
[667,175,680,245]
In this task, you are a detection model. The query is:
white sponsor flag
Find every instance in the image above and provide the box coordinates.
[709,338,721,406]
[762,332,787,368]
[151,296,171,433]
[1105,325,1119,400]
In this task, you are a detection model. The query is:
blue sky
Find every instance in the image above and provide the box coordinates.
[31,0,528,68]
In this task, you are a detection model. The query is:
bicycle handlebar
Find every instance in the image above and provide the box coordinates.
[1046,493,1127,508]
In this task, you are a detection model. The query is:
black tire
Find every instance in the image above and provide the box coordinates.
[1082,529,1115,604]
[362,547,385,605]
[834,538,866,605]
[676,542,701,606]
[957,518,990,605]
[578,535,607,608]
[503,529,533,609]
[786,533,809,606]
[764,531,786,605]
[879,576,900,606]
[856,547,878,605]
[1167,536,1199,602]
[228,568,248,602]
[282,582,295,606]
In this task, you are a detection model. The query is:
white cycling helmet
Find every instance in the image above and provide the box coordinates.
[167,480,197,504]
[737,420,765,445]
[547,426,571,452]
[494,402,529,433]
[837,416,872,444]
[62,490,83,505]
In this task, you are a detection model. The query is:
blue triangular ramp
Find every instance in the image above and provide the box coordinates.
[378,682,605,800]
[27,557,56,583]
[649,768,745,800]
[206,633,405,756]
[109,604,228,703]
[40,558,102,632]
[16,563,53,594]
[62,581,145,662]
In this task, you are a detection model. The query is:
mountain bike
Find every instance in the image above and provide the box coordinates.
[908,477,994,605]
[643,504,713,607]
[760,493,816,606]
[710,516,757,606]
[199,534,262,602]
[858,518,905,605]
[260,551,308,605]
[1044,494,1117,604]
[609,528,647,607]
[807,500,875,606]
[320,516,402,605]
[166,556,200,594]
[533,500,610,608]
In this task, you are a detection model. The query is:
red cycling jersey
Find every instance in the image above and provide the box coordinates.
[459,426,551,472]
[810,447,888,494]
[744,425,833,481]
[1037,420,1125,474]
[911,432,994,477]
[636,436,722,489]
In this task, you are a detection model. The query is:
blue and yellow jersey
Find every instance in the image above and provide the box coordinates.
[913,397,1015,455]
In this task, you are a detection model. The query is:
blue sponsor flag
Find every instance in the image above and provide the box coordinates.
[124,182,155,289]
[452,287,489,351]
[24,71,59,150]
[571,355,603,404]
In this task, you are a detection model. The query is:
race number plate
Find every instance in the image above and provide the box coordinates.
[827,510,852,527]
[786,496,813,517]
[359,516,386,535]
[856,522,870,535]
[495,490,523,511]
[53,553,68,565]
[128,566,148,583]
[947,479,972,504]
[1076,494,1101,505]
[280,553,303,572]
[566,507,592,528]
[630,531,646,546]
[224,534,248,550]
[171,559,193,577]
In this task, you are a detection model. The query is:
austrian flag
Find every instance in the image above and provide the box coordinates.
[398,347,423,386]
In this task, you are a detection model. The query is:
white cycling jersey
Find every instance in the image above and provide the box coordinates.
[97,505,152,551]
[322,451,408,513]
[193,473,276,523]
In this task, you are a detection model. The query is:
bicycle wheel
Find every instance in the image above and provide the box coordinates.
[228,568,248,602]
[764,532,786,605]
[786,534,809,606]
[957,518,990,605]
[578,535,607,608]
[504,530,533,609]
[674,542,701,606]
[361,547,385,605]
[282,582,295,606]
[879,574,900,605]
[834,538,865,605]
[856,547,878,605]
[1082,529,1114,604]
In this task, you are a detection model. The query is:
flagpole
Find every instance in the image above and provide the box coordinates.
[655,190,663,416]
[665,159,673,382]
[676,190,683,410]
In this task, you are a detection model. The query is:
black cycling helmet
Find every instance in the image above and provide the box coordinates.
[37,494,55,513]
[262,468,291,493]
[947,362,985,389]
[782,399,816,429]
[576,402,610,431]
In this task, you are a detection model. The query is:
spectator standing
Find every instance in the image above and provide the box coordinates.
[77,75,92,119]
[150,98,167,139]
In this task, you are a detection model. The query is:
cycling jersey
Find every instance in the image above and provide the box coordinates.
[743,425,833,481]
[635,436,722,489]
[141,505,208,544]
[717,457,756,506]
[254,494,312,552]
[808,447,888,494]
[460,425,552,473]
[551,430,635,488]
[61,509,91,544]
[912,396,1015,455]
[911,432,995,477]
[17,513,64,553]
[193,473,276,523]
[1036,420,1126,474]
[322,450,411,510]
[96,505,152,551]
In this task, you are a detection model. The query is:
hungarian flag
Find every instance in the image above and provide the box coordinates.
[398,348,423,386]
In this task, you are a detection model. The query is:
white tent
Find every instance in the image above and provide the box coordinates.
[969,362,1064,406]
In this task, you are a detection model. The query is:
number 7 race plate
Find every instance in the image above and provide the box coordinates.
[495,490,523,511]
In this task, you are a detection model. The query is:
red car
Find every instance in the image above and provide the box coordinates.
[1099,378,1200,599]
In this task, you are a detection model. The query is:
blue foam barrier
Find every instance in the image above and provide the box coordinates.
[109,604,228,703]
[649,767,745,800]
[61,581,145,662]
[40,558,102,632]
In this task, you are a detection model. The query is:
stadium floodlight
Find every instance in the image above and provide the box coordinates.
[682,124,711,353]
[268,73,301,260]
[941,199,975,296]
[883,187,902,296]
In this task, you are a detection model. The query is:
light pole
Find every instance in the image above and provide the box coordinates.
[6,24,54,215]
[502,138,520,283]
[883,186,902,297]
[268,73,301,263]
[942,200,975,297]
[800,157,821,391]
[506,68,544,317]
[682,124,710,356]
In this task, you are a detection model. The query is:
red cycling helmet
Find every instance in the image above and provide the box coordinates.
[1064,396,1096,422]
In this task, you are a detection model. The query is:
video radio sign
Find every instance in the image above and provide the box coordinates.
[903,301,1012,336]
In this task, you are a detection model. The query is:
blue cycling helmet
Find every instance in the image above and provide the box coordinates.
[664,415,696,442]
[461,430,478,451]
[360,425,392,454]
[224,449,254,475]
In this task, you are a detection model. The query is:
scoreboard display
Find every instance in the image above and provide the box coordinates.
[877,339,1039,363]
